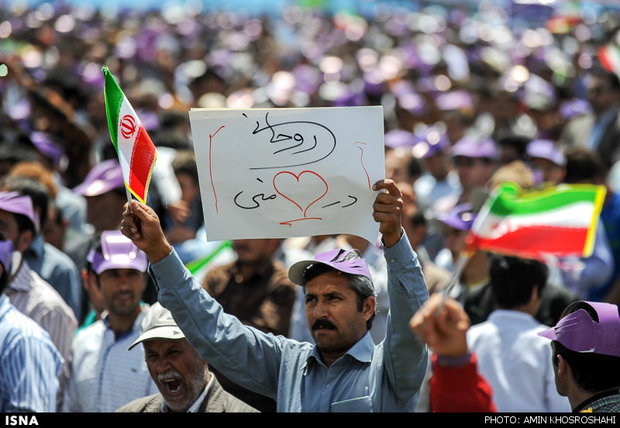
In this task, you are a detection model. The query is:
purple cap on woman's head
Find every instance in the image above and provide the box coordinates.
[87,230,148,275]
[73,160,124,197]
[538,301,620,357]
[288,248,373,286]
[0,191,38,229]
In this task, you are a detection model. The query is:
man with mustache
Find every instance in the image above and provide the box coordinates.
[62,230,158,412]
[121,178,429,412]
[117,302,258,413]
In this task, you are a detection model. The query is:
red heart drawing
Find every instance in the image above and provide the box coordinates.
[273,170,329,218]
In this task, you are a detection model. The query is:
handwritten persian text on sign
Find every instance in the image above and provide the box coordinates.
[189,106,385,243]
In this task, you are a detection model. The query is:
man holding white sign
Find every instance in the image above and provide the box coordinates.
[120,178,429,412]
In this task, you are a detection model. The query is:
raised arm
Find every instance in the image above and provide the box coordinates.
[372,179,429,405]
[120,201,290,398]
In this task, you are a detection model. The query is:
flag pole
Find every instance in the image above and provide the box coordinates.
[435,250,471,315]
[125,186,134,213]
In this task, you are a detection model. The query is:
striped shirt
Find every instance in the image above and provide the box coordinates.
[62,309,158,412]
[0,294,63,412]
[4,260,77,379]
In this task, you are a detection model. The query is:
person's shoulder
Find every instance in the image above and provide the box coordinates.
[42,241,80,271]
[116,393,163,413]
[73,319,105,345]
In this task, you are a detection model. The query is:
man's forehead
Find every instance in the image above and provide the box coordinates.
[304,271,351,293]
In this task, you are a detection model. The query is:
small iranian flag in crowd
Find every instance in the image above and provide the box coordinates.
[598,44,620,79]
[102,66,157,204]
[466,182,606,261]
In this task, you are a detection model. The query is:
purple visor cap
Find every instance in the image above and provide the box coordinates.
[412,127,449,159]
[385,129,418,149]
[288,248,373,286]
[437,203,477,231]
[0,191,38,229]
[0,239,13,274]
[526,139,565,166]
[87,230,148,275]
[538,301,620,357]
[452,136,497,159]
[73,159,124,197]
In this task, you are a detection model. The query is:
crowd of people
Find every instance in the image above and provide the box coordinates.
[1,0,620,414]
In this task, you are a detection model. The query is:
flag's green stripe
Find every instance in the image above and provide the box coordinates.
[186,241,232,275]
[102,66,124,150]
[488,183,601,217]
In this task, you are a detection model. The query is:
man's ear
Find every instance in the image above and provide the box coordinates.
[363,295,376,321]
[555,353,569,377]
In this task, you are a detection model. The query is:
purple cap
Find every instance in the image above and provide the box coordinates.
[526,139,565,166]
[385,129,418,149]
[452,136,497,160]
[538,301,620,357]
[436,90,474,112]
[86,230,148,275]
[288,248,373,286]
[411,127,449,159]
[0,191,38,229]
[73,159,124,197]
[30,131,64,166]
[436,203,477,231]
[0,239,13,274]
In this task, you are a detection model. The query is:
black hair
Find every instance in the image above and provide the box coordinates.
[563,147,607,183]
[489,254,548,309]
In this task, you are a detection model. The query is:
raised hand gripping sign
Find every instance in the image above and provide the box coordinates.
[189,106,385,243]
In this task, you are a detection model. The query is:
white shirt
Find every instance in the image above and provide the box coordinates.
[467,310,571,412]
[62,310,158,412]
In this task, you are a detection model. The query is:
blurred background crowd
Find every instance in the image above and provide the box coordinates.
[1,0,620,412]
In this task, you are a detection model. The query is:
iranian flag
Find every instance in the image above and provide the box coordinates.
[598,44,620,79]
[102,66,157,203]
[466,182,606,260]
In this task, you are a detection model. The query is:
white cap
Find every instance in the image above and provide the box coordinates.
[128,302,185,350]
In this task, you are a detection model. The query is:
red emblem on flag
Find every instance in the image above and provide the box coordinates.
[120,114,137,139]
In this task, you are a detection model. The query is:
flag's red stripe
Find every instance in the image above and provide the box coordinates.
[128,126,157,201]
[468,226,589,259]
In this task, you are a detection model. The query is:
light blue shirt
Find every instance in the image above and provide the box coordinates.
[25,234,83,319]
[150,233,429,412]
[62,309,158,412]
[0,295,63,412]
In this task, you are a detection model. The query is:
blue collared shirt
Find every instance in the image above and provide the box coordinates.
[0,295,63,412]
[150,233,429,412]
[24,234,83,319]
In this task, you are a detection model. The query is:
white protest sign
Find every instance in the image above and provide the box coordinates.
[189,106,385,243]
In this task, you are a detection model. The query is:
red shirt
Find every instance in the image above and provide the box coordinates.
[430,352,497,412]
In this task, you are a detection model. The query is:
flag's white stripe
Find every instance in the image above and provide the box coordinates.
[473,201,594,240]
[606,47,620,73]
[117,99,141,184]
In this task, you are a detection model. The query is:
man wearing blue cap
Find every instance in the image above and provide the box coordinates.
[0,233,63,412]
[121,179,429,412]
[62,230,158,412]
